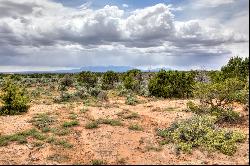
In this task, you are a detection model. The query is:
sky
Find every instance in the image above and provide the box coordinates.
[0,0,249,72]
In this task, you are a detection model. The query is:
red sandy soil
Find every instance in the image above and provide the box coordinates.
[0,97,248,165]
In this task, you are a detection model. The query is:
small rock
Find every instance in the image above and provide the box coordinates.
[26,144,33,150]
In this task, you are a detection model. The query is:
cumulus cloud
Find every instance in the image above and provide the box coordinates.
[0,0,248,70]
[125,4,175,40]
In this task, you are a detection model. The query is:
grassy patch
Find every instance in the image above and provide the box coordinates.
[46,136,73,148]
[46,136,57,144]
[85,121,99,129]
[124,112,140,119]
[50,127,70,136]
[62,120,79,128]
[56,139,73,148]
[97,118,123,126]
[85,118,122,129]
[69,112,78,120]
[30,113,55,132]
[91,159,107,165]
[128,124,143,131]
[0,128,45,146]
[116,109,140,119]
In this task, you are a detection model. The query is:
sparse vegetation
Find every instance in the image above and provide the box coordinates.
[30,113,55,132]
[124,112,140,119]
[91,159,107,165]
[46,136,73,148]
[85,121,99,129]
[128,124,143,131]
[51,127,70,136]
[85,118,122,129]
[0,128,45,146]
[96,118,123,126]
[63,120,79,127]
[0,57,248,164]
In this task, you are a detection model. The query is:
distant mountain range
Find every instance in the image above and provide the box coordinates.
[1,66,172,74]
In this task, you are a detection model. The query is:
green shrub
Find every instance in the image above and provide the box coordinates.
[139,81,150,97]
[210,107,240,124]
[74,86,90,99]
[60,74,73,87]
[194,77,247,107]
[186,101,210,115]
[125,94,138,105]
[77,71,98,88]
[186,101,240,124]
[101,71,119,90]
[122,69,142,92]
[0,78,30,115]
[89,87,102,97]
[221,56,249,81]
[123,75,140,92]
[157,115,245,155]
[148,70,195,98]
[56,92,74,102]
[116,83,130,96]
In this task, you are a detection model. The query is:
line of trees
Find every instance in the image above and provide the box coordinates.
[0,56,248,115]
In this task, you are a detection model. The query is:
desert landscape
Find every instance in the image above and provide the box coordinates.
[0,57,249,165]
[0,0,249,165]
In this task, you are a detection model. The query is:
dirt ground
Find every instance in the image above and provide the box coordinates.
[0,96,249,165]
